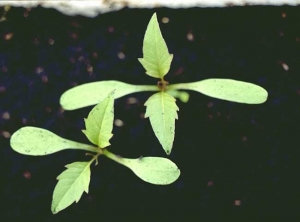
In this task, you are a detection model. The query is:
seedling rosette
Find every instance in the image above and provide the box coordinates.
[10,91,180,214]
[60,13,268,155]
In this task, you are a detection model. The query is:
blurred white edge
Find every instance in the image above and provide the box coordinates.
[0,0,299,17]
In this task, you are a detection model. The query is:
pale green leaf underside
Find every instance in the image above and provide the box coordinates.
[123,157,180,185]
[51,162,91,214]
[169,79,268,104]
[144,92,179,155]
[10,126,98,156]
[138,13,173,79]
[60,80,158,110]
[82,91,114,148]
[166,89,190,103]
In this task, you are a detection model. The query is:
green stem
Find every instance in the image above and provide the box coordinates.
[83,145,100,153]
[167,83,186,91]
[86,147,104,165]
[134,84,159,92]
[102,149,127,166]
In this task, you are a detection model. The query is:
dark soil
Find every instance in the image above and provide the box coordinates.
[1,5,300,221]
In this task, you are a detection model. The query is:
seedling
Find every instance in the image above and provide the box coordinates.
[60,13,268,155]
[9,11,268,215]
[10,91,180,214]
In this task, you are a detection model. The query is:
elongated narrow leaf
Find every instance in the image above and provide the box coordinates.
[103,150,180,185]
[144,92,179,155]
[10,126,98,156]
[51,162,91,214]
[82,91,114,148]
[169,79,268,104]
[60,80,158,110]
[138,13,173,79]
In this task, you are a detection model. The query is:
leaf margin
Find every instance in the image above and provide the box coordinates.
[82,90,115,148]
[168,78,268,104]
[51,161,91,214]
[60,80,158,110]
[144,91,179,155]
[138,12,173,79]
[10,126,99,156]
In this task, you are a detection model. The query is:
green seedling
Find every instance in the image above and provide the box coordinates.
[10,91,180,214]
[59,13,268,155]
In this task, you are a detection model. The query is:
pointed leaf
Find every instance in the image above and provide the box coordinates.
[51,162,91,214]
[60,80,158,110]
[144,92,179,155]
[169,79,268,104]
[138,13,173,79]
[10,126,98,156]
[82,91,114,148]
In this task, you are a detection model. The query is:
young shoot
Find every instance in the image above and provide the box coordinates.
[10,91,180,214]
[59,12,268,155]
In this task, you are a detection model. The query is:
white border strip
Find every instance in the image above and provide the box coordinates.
[0,0,299,17]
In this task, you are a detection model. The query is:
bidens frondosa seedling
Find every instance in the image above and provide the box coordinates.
[10,91,180,214]
[60,13,268,155]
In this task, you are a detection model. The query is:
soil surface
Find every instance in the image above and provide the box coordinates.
[1,6,300,221]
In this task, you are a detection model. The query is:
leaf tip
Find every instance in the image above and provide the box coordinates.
[51,202,60,214]
[51,208,58,214]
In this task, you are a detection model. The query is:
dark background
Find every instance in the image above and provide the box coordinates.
[1,5,300,221]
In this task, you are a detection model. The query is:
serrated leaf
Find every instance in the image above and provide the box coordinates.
[82,91,114,148]
[51,162,91,214]
[138,13,173,79]
[10,126,98,156]
[144,92,179,155]
[169,79,268,104]
[60,80,158,110]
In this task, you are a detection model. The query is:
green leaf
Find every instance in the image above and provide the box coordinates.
[169,79,268,104]
[82,91,114,148]
[144,92,179,155]
[60,80,158,110]
[124,157,180,185]
[103,150,180,185]
[138,13,173,79]
[166,89,190,103]
[51,162,91,214]
[10,126,98,156]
